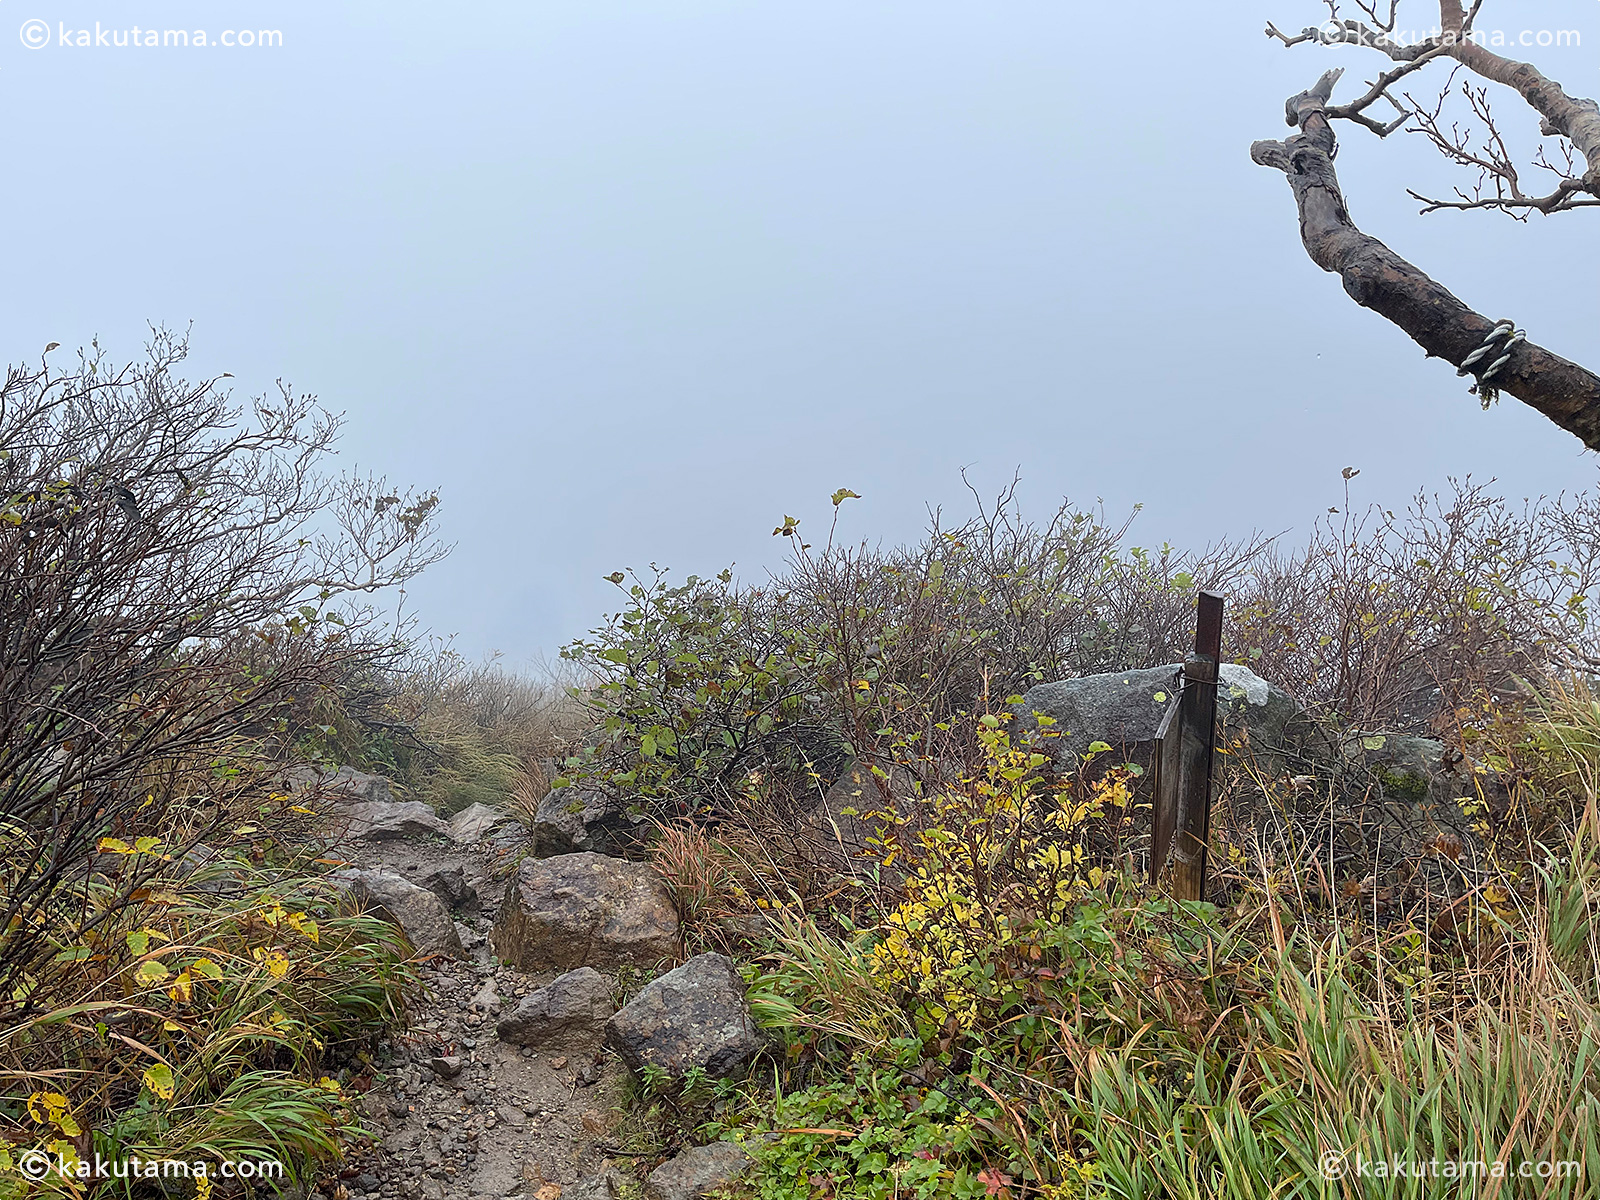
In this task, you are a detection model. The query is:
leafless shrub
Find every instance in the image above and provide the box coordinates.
[0,333,446,1010]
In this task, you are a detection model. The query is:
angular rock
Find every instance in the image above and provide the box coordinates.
[338,869,466,960]
[607,952,761,1081]
[1016,662,1326,771]
[429,1054,463,1079]
[644,1140,753,1200]
[284,763,396,805]
[341,800,448,841]
[497,966,614,1050]
[534,786,639,858]
[491,852,679,972]
[447,802,518,845]
[418,862,477,910]
[565,1168,626,1200]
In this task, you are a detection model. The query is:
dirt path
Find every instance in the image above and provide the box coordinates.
[318,828,631,1200]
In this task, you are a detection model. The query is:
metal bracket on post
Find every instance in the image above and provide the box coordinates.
[1150,591,1224,901]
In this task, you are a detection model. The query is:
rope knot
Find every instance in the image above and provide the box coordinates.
[1456,319,1525,408]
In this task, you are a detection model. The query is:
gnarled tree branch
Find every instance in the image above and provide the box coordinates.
[1252,68,1600,448]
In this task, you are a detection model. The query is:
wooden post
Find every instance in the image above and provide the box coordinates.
[1150,591,1224,901]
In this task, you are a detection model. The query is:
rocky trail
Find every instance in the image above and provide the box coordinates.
[291,772,760,1200]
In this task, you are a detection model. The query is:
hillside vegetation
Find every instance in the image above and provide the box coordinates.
[4,347,1599,1198]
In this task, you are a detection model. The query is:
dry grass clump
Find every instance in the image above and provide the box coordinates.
[371,647,589,815]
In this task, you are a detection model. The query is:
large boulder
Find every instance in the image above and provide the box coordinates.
[1339,733,1483,806]
[644,1141,754,1200]
[284,764,396,806]
[496,966,614,1050]
[1016,663,1326,772]
[338,869,465,960]
[533,786,640,858]
[606,952,762,1082]
[341,800,448,841]
[447,802,518,845]
[491,852,679,972]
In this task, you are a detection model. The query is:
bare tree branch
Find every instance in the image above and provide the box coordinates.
[1252,70,1600,447]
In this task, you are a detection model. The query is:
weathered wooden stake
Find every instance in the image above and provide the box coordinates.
[1150,591,1224,901]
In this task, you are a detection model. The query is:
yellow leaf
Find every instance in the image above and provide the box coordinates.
[168,971,193,1002]
[135,959,170,985]
[191,957,224,981]
[133,836,162,853]
[143,1063,176,1101]
[98,837,133,854]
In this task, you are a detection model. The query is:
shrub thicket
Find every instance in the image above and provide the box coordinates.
[0,337,444,1195]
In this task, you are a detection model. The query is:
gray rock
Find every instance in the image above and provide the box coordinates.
[337,869,466,960]
[341,800,448,841]
[1016,662,1324,771]
[534,786,640,858]
[607,952,761,1081]
[429,1055,463,1079]
[468,979,501,1012]
[564,1168,626,1200]
[284,763,396,805]
[1340,733,1474,804]
[497,966,615,1050]
[492,852,679,972]
[447,802,517,845]
[417,862,477,910]
[644,1140,753,1200]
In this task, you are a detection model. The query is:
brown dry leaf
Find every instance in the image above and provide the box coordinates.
[580,1109,610,1136]
[522,1159,544,1186]
[549,1056,569,1070]
[535,1187,562,1200]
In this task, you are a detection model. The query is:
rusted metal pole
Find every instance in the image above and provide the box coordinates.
[1151,591,1224,901]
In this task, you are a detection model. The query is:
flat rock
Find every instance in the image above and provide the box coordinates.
[607,952,761,1081]
[534,786,639,858]
[497,966,615,1050]
[644,1140,753,1200]
[447,802,517,845]
[337,868,466,960]
[491,852,679,972]
[341,799,448,841]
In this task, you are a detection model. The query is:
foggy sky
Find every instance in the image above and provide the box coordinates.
[6,0,1597,665]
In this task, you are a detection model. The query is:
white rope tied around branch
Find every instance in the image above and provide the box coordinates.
[1456,319,1526,408]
